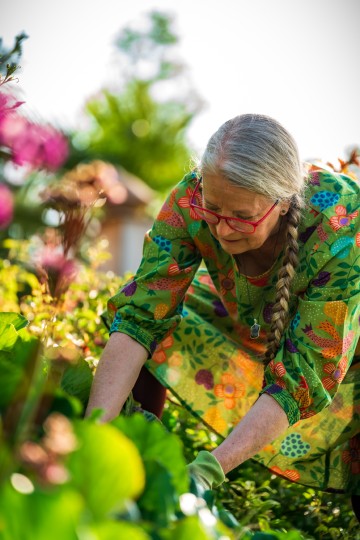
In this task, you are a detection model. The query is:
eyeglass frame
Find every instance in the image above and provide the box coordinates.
[189,178,280,234]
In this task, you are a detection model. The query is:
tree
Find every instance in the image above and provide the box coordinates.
[70,11,203,192]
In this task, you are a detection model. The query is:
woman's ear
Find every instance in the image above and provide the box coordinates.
[280,201,291,215]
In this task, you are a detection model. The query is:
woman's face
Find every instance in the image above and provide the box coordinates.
[202,174,289,255]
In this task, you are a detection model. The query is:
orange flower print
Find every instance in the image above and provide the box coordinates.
[168,351,182,367]
[203,406,227,434]
[302,321,355,358]
[329,205,358,231]
[342,436,360,474]
[271,466,301,482]
[268,360,287,388]
[178,186,202,220]
[316,223,328,242]
[219,268,236,299]
[322,356,348,390]
[214,373,244,409]
[356,233,360,247]
[294,376,312,410]
[152,335,174,364]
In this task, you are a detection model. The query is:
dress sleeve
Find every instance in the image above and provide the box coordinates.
[261,172,360,426]
[106,174,202,355]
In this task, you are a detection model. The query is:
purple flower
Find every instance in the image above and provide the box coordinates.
[266,384,283,395]
[309,172,320,186]
[286,339,299,353]
[150,339,158,355]
[195,369,214,390]
[299,225,316,244]
[263,303,274,324]
[312,271,331,287]
[122,281,137,297]
[0,183,14,229]
[213,299,228,317]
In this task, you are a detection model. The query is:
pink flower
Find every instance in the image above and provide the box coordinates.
[0,95,68,171]
[0,92,24,123]
[40,127,69,170]
[0,183,14,229]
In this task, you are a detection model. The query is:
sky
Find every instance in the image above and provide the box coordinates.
[1,0,360,164]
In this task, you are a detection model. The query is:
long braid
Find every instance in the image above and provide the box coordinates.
[265,196,302,364]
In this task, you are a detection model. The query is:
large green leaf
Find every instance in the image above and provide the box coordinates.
[170,516,211,540]
[0,482,83,540]
[113,413,189,496]
[60,356,93,407]
[0,318,39,411]
[68,420,145,520]
[138,459,178,527]
[0,313,26,351]
[86,521,150,540]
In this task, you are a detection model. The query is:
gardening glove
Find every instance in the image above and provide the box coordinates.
[187,450,225,495]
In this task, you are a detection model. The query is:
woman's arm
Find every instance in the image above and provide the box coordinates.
[212,394,289,474]
[85,332,148,422]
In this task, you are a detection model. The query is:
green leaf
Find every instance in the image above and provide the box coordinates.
[68,421,145,520]
[138,460,177,526]
[60,357,93,407]
[112,413,189,496]
[0,312,28,352]
[0,327,39,411]
[87,521,150,540]
[0,483,83,540]
[0,313,28,332]
[170,516,210,540]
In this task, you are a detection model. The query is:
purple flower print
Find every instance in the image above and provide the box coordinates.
[195,369,214,390]
[309,172,320,186]
[299,225,316,244]
[150,339,158,355]
[266,384,283,395]
[286,339,299,353]
[312,271,331,287]
[213,299,228,317]
[122,281,137,296]
[263,303,274,324]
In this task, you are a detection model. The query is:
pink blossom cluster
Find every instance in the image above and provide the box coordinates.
[0,92,69,171]
[0,182,14,229]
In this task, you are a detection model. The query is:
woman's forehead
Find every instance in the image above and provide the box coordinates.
[202,175,270,208]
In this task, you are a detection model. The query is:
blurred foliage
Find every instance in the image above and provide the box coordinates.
[163,398,360,539]
[68,11,202,192]
[0,32,28,84]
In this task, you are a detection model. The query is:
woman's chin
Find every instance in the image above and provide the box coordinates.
[218,238,247,253]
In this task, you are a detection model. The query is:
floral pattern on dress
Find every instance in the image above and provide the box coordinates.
[107,167,360,494]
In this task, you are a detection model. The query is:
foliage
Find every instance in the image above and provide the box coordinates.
[0,32,28,85]
[163,398,360,539]
[69,11,202,192]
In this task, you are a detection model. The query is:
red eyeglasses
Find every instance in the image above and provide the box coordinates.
[190,179,279,234]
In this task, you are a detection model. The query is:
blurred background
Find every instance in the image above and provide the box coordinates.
[1,0,360,274]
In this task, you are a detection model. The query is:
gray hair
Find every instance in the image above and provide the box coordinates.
[200,114,305,205]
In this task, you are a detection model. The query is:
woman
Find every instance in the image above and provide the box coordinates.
[86,114,360,509]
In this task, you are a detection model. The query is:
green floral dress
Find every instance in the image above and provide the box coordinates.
[107,166,360,495]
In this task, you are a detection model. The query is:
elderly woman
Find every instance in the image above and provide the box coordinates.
[86,114,360,513]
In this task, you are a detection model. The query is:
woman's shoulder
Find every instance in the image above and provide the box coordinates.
[304,163,359,206]
[300,164,359,228]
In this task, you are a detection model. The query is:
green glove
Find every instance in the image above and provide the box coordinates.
[187,450,225,493]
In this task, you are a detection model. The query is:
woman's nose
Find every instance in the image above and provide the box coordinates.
[215,218,234,236]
